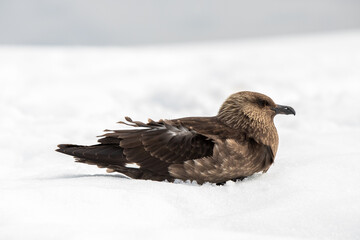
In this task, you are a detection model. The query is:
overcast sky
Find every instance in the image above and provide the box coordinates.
[1,0,359,45]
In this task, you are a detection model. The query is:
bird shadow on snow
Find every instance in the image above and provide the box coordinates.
[41,173,264,185]
[43,173,130,180]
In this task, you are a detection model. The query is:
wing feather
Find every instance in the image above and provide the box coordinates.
[97,117,224,166]
[95,116,242,179]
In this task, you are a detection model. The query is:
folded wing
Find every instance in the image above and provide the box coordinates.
[89,116,225,179]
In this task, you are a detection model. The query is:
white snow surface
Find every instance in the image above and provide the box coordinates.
[1,31,360,240]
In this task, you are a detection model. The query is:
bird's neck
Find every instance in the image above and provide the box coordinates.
[218,112,278,154]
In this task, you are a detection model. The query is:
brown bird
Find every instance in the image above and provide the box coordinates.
[56,91,295,184]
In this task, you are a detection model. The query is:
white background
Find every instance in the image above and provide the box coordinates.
[1,31,359,239]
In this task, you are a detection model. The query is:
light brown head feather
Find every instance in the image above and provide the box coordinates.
[217,91,279,154]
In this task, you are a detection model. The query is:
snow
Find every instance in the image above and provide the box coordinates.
[1,31,360,240]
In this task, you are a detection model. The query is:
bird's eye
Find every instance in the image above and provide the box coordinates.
[257,100,269,107]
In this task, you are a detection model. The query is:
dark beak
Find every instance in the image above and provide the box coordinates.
[272,104,296,115]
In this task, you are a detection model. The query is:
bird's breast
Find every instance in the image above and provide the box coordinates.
[212,138,272,177]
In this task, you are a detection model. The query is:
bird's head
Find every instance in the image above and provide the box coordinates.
[218,91,295,129]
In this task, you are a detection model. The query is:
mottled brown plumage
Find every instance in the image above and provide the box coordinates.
[56,91,295,184]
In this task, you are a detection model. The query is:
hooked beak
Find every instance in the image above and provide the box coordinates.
[272,104,296,115]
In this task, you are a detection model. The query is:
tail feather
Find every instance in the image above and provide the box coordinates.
[56,144,173,182]
[56,144,126,166]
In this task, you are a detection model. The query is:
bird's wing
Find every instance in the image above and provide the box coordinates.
[98,116,234,167]
[255,143,275,173]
